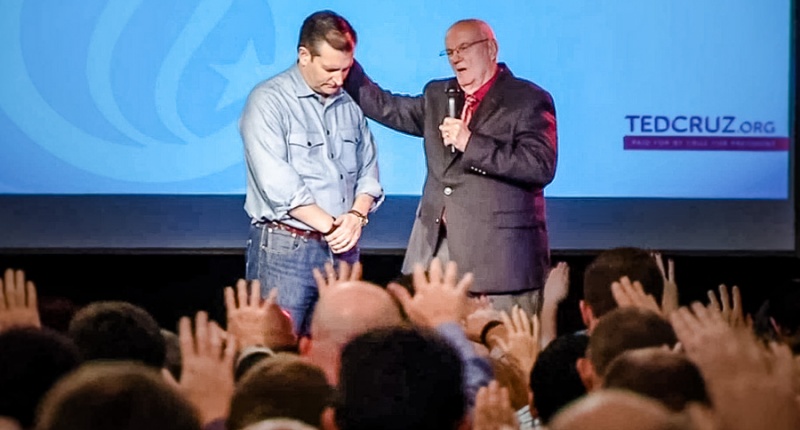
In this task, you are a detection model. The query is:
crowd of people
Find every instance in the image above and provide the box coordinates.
[3,7,797,430]
[1,246,799,430]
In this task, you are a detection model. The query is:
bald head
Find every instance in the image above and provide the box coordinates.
[447,19,496,41]
[444,19,498,93]
[310,281,404,345]
[300,281,403,386]
[302,281,404,383]
[549,391,682,430]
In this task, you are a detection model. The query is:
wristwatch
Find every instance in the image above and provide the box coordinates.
[347,209,369,227]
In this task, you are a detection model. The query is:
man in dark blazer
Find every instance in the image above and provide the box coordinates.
[345,19,557,314]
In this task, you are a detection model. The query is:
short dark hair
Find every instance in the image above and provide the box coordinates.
[38,296,79,333]
[36,362,201,430]
[0,327,81,428]
[588,308,677,376]
[228,354,333,430]
[529,333,589,424]
[234,349,273,382]
[336,327,466,430]
[603,348,709,411]
[298,10,357,55]
[583,247,664,318]
[68,301,166,369]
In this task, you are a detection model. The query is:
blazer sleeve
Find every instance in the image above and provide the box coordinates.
[461,90,558,188]
[344,60,426,138]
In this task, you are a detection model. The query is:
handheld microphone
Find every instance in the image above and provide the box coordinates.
[445,82,461,153]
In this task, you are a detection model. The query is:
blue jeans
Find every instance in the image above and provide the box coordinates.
[245,223,359,336]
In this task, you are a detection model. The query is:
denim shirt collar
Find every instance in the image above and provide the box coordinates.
[289,64,343,104]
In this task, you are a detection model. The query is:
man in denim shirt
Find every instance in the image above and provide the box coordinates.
[240,10,383,336]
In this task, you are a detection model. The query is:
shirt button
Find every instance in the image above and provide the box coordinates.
[341,198,345,203]
[307,142,312,147]
[340,174,344,179]
[444,186,453,196]
[434,218,440,224]
[326,130,330,135]
[330,153,334,159]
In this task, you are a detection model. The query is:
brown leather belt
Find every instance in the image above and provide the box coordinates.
[268,221,325,242]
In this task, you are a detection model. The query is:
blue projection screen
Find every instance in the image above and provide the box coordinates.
[0,0,795,252]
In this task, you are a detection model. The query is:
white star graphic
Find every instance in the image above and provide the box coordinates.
[210,40,273,111]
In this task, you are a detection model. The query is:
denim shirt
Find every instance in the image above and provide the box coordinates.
[436,322,494,408]
[240,64,384,230]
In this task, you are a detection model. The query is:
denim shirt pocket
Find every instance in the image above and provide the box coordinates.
[288,131,326,178]
[338,128,360,174]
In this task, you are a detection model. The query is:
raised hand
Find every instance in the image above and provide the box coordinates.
[652,252,678,315]
[543,262,570,306]
[0,268,41,331]
[177,311,237,425]
[541,262,569,347]
[611,276,661,315]
[466,294,494,316]
[496,305,541,374]
[670,302,735,370]
[224,279,295,351]
[387,258,473,328]
[670,303,800,430]
[706,284,747,328]
[463,296,503,344]
[473,380,520,430]
[312,260,363,298]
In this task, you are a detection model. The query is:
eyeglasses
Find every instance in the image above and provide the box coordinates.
[439,38,489,58]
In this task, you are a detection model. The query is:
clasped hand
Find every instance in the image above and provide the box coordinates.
[325,212,362,254]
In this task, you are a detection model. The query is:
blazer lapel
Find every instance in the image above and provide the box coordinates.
[468,92,500,132]
[467,67,511,133]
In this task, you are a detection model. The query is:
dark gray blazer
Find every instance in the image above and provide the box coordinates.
[345,62,557,294]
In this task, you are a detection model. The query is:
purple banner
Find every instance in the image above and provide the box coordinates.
[624,136,790,151]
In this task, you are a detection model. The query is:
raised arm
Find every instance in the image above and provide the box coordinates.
[388,259,493,407]
[344,60,426,137]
